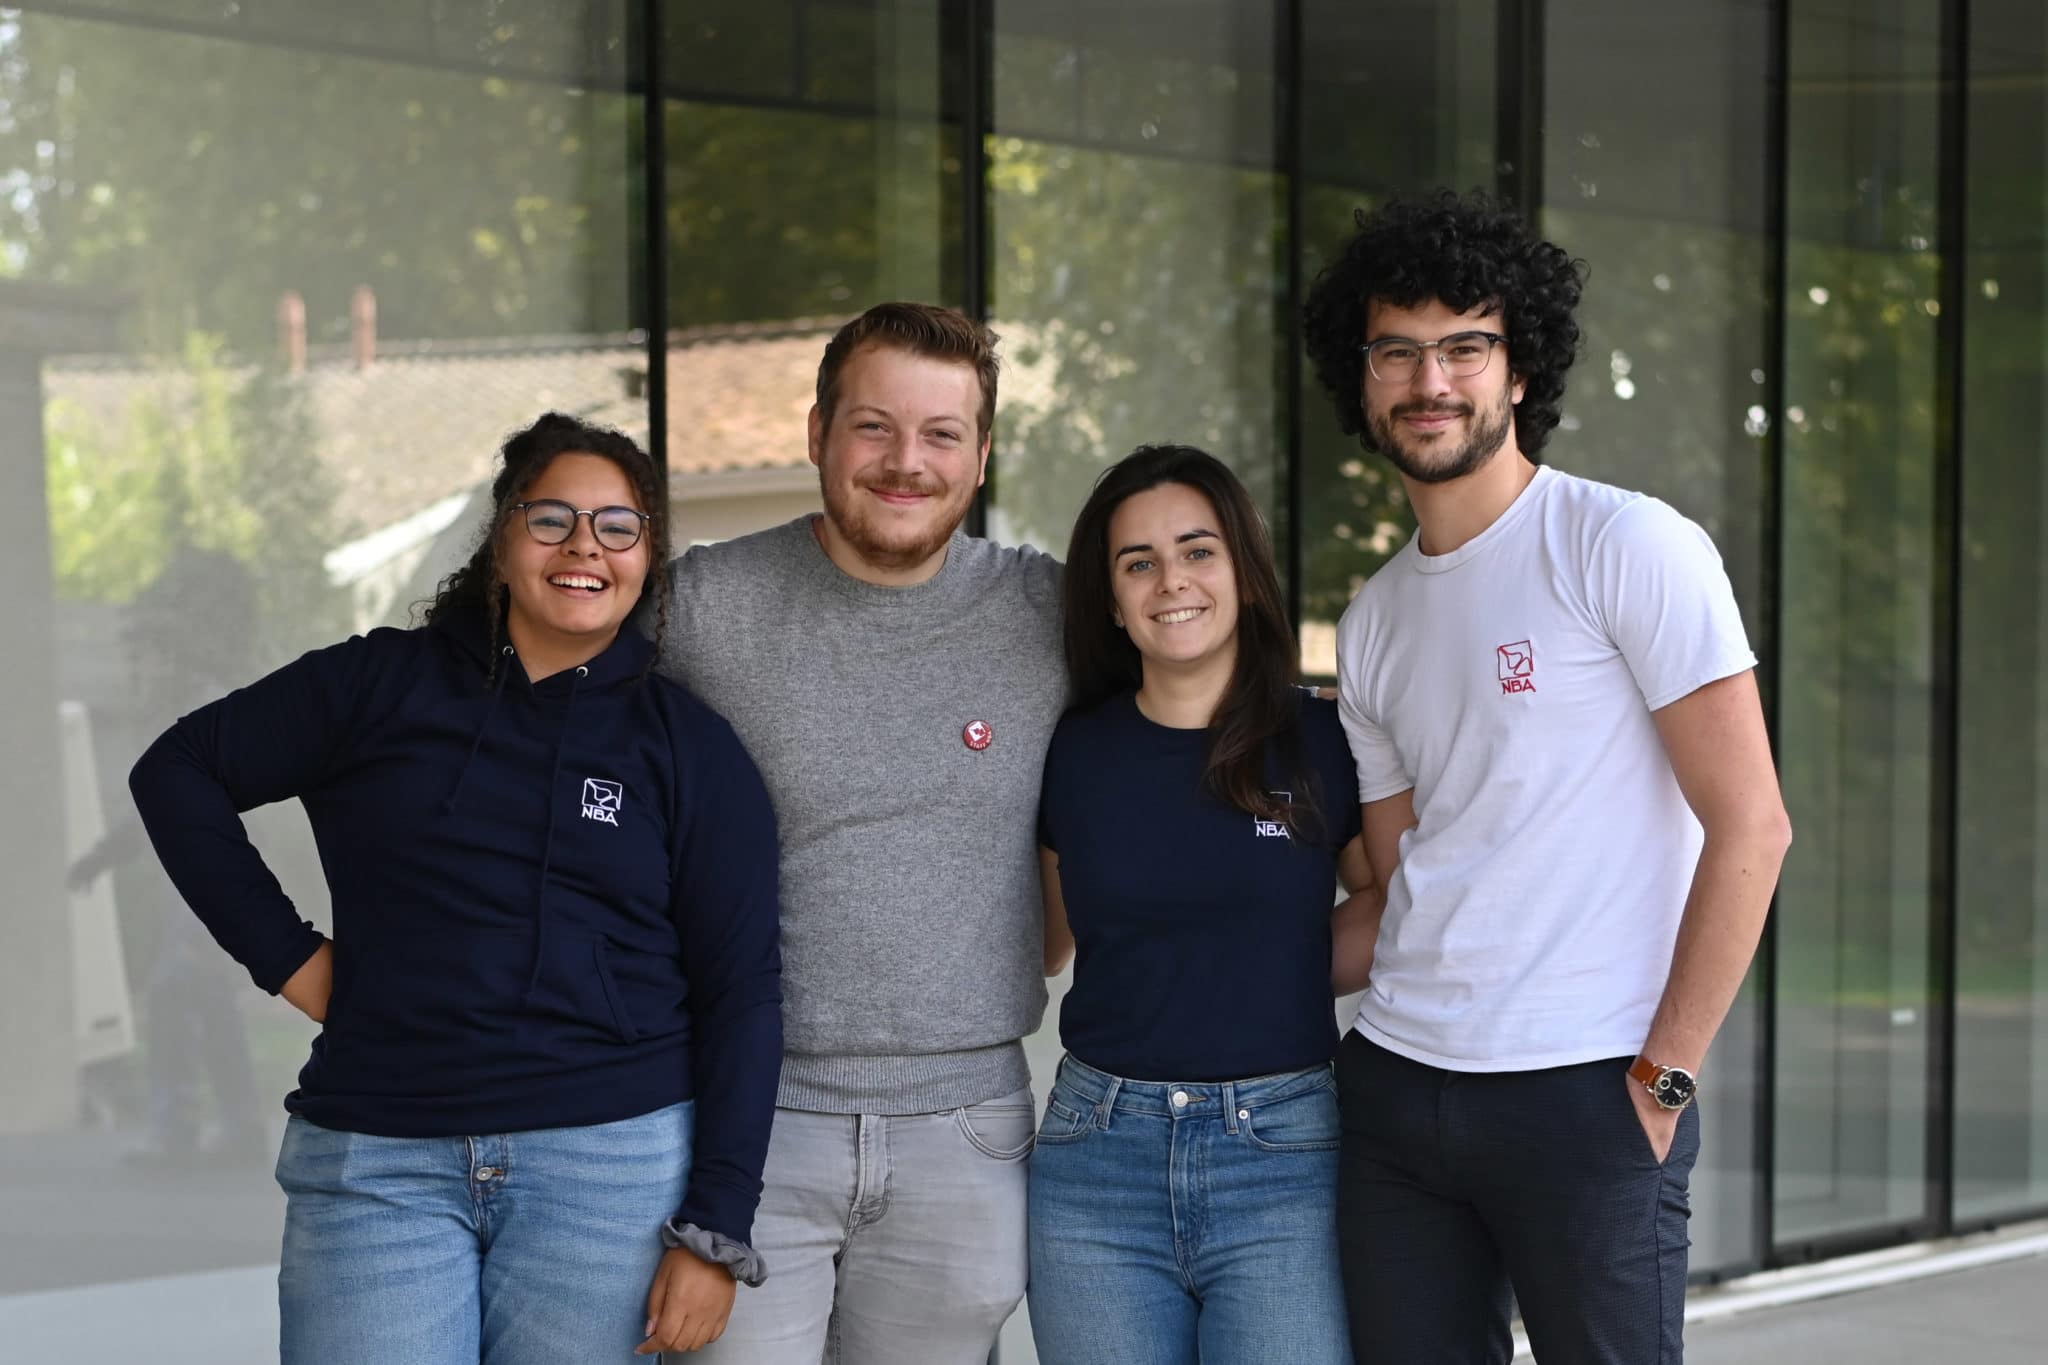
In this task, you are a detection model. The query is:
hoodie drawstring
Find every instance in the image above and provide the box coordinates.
[523,663,587,1000]
[444,648,515,813]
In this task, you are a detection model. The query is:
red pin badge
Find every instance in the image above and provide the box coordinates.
[963,720,993,751]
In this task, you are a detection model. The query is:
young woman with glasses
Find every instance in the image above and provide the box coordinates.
[128,412,783,1362]
[1028,444,1381,1365]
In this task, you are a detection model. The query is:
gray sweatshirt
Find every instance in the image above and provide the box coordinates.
[657,517,1068,1114]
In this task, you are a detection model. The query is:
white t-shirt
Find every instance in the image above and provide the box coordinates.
[1336,464,1756,1071]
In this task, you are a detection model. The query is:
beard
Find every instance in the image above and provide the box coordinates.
[819,468,977,572]
[1364,386,1516,485]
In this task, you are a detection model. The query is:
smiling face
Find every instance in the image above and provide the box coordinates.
[808,342,989,583]
[1361,297,1526,485]
[1107,481,1241,681]
[497,451,650,672]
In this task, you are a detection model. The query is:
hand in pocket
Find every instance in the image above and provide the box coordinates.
[1624,1073,1679,1164]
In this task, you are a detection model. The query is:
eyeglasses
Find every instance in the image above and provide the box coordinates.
[1359,331,1506,385]
[512,500,650,552]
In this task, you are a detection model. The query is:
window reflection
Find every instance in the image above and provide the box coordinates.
[659,3,962,547]
[988,3,1282,562]
[1295,0,1496,678]
[4,9,638,1352]
[1774,0,1944,1248]
[1954,0,2048,1227]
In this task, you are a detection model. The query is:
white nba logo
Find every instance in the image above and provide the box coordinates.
[1253,791,1291,839]
[581,778,623,826]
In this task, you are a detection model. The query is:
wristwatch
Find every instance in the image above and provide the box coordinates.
[1628,1056,1698,1112]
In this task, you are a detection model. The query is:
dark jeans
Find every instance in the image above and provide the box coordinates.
[1335,1031,1699,1364]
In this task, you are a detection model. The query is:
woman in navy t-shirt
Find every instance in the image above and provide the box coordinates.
[1028,444,1380,1364]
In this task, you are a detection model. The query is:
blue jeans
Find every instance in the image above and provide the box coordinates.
[274,1102,692,1364]
[1026,1055,1353,1365]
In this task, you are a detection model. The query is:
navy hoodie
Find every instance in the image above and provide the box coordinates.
[128,603,782,1247]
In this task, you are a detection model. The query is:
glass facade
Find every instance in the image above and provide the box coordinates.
[1294,0,1498,673]
[1955,0,2048,1227]
[1774,0,1946,1251]
[3,10,642,1353]
[987,1,1283,558]
[657,0,961,544]
[4,0,2045,1354]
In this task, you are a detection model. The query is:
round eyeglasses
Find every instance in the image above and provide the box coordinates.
[1360,330,1506,385]
[512,499,650,552]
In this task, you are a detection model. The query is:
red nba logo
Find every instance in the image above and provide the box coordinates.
[1497,640,1536,695]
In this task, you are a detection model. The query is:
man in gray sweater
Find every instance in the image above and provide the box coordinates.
[656,302,1067,1363]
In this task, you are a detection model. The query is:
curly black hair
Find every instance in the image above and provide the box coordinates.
[1301,190,1587,459]
[424,411,669,685]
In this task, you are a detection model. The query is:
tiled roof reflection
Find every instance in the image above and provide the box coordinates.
[43,321,835,536]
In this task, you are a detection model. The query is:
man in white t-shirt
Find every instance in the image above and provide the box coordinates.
[1303,191,1792,1363]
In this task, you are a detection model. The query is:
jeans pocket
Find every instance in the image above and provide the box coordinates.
[1034,1092,1094,1146]
[273,1116,333,1194]
[954,1091,1037,1161]
[1241,1081,1342,1153]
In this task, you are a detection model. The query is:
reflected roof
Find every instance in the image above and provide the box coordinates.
[43,321,834,538]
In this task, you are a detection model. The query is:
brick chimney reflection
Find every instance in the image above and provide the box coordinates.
[277,290,306,375]
[351,284,377,370]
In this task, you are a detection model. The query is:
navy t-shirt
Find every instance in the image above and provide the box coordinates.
[1039,690,1363,1082]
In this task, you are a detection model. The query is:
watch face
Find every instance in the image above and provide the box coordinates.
[1654,1068,1697,1110]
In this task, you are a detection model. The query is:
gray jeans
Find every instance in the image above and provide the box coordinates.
[689,1089,1034,1365]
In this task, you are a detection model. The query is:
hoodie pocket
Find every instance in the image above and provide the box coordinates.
[327,930,647,1050]
[588,938,642,1043]
[526,930,658,1045]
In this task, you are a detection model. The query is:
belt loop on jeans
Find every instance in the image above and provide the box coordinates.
[1095,1076,1122,1131]
[1222,1081,1242,1134]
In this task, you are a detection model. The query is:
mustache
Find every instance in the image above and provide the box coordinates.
[858,474,942,496]
[1390,400,1474,419]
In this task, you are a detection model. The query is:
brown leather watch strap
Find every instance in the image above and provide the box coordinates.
[1628,1055,1663,1087]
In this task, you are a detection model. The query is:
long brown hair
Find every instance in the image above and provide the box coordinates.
[423,412,670,684]
[1063,444,1320,835]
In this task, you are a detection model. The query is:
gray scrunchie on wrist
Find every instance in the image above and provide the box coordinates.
[662,1219,768,1288]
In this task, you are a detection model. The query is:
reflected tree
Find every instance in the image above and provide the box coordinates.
[46,333,353,660]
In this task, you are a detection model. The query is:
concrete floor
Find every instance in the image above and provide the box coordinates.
[2,1251,2043,1363]
[1686,1252,2048,1365]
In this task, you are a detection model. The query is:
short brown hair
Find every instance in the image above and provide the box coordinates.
[815,302,1001,440]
